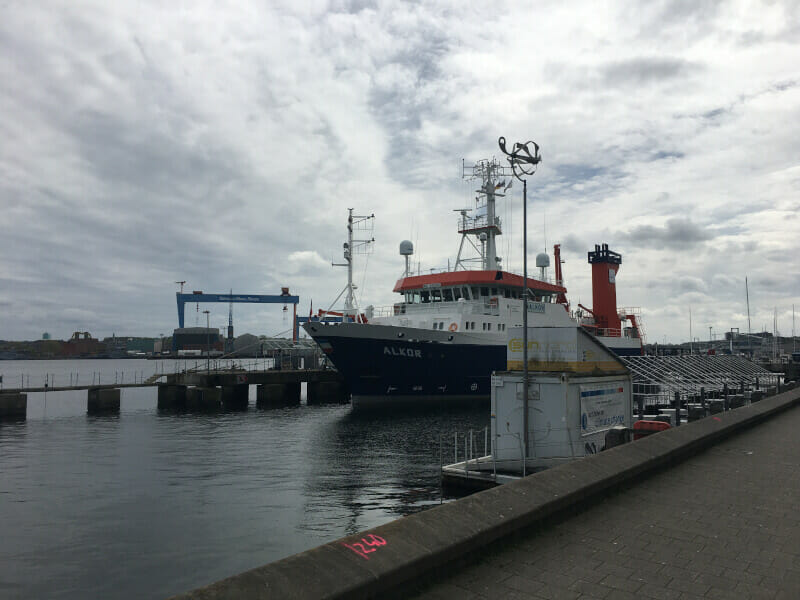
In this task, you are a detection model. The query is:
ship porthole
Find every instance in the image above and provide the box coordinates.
[448,335,454,341]
[397,332,405,338]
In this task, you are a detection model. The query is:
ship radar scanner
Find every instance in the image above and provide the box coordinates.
[400,240,414,277]
[536,252,550,280]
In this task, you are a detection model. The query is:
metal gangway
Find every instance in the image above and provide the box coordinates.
[619,354,781,411]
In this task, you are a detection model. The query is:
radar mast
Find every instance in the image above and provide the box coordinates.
[456,158,514,271]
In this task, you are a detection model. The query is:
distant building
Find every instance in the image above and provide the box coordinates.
[171,327,223,354]
[62,332,106,357]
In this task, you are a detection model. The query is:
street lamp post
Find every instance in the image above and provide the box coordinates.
[203,310,211,374]
[499,136,541,476]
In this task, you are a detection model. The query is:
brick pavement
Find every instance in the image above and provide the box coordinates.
[406,405,800,600]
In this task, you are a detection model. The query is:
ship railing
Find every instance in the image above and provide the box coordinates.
[370,299,504,318]
[472,302,500,316]
[369,303,468,318]
[456,214,501,233]
[595,327,622,338]
[441,427,495,479]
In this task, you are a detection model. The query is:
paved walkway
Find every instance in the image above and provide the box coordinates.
[407,405,800,600]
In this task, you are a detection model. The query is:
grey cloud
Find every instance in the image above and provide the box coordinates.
[617,218,713,249]
[559,234,589,255]
[752,275,784,291]
[602,57,703,87]
[702,107,726,120]
[553,164,606,184]
[633,0,721,40]
[676,277,708,294]
[650,150,684,161]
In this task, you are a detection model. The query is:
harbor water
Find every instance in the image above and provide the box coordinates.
[0,359,489,599]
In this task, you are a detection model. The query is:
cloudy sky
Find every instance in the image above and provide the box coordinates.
[1,0,798,344]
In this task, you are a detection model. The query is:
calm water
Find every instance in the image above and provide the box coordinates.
[0,359,489,599]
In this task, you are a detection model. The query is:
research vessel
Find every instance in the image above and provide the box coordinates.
[303,159,643,408]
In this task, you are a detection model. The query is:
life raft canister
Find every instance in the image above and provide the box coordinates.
[448,323,458,332]
[633,419,671,440]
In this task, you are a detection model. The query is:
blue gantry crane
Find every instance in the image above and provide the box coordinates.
[176,287,301,343]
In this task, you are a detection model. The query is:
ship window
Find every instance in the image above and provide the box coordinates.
[421,291,430,303]
[491,287,498,296]
[487,323,492,331]
[443,288,453,302]
[503,288,510,298]
[431,289,442,302]
[471,286,479,298]
[462,287,470,300]
[482,322,486,331]
[481,287,489,297]
[452,287,461,300]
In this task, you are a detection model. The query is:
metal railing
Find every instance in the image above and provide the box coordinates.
[620,354,782,412]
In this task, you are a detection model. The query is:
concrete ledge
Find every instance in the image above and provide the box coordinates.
[168,387,800,600]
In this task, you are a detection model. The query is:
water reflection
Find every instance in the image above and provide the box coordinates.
[300,404,489,536]
[0,358,495,599]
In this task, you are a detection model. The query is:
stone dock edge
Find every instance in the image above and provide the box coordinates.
[168,386,800,600]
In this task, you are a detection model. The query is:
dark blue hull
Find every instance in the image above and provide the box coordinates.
[315,333,506,407]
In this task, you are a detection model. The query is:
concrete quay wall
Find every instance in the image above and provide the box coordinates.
[168,386,800,600]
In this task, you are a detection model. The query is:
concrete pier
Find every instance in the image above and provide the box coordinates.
[306,380,349,405]
[186,387,222,410]
[221,384,249,409]
[168,387,800,600]
[0,392,27,420]
[256,383,300,408]
[157,384,187,409]
[87,388,120,414]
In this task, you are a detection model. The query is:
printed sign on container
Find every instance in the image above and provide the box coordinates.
[580,382,627,436]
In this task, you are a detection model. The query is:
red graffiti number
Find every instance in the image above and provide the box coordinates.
[342,534,387,560]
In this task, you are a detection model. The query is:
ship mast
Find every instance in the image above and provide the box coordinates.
[329,208,374,321]
[456,158,513,271]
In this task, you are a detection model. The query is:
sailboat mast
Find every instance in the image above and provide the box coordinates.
[746,276,752,356]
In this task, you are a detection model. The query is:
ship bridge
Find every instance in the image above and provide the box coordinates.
[393,269,566,305]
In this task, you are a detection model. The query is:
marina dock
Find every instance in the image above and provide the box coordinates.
[168,383,800,599]
[0,368,347,417]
